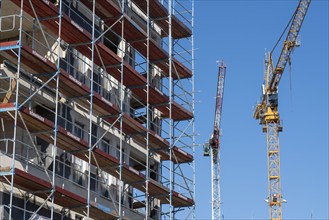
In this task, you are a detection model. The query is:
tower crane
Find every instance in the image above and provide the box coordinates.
[253,1,311,219]
[204,60,226,220]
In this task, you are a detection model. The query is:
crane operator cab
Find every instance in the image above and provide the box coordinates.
[267,92,278,108]
[203,143,210,156]
[204,131,219,156]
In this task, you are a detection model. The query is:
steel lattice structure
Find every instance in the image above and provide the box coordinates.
[211,149,221,220]
[206,61,226,220]
[266,122,282,219]
[254,1,311,219]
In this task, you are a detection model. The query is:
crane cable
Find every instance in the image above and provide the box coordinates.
[289,56,294,110]
[270,6,298,55]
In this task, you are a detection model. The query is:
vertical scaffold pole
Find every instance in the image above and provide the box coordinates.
[168,0,174,218]
[191,1,196,219]
[87,0,96,218]
[145,0,150,218]
[8,0,24,218]
[50,0,63,218]
[118,0,125,218]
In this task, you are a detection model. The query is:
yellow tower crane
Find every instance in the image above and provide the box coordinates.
[253,1,311,219]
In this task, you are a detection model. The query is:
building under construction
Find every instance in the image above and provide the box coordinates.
[0,0,195,219]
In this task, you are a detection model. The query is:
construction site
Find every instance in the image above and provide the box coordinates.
[0,0,327,220]
[0,0,195,219]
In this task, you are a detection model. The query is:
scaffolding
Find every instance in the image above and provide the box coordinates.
[0,0,195,219]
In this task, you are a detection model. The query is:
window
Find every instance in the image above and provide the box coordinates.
[35,105,55,123]
[67,49,85,84]
[100,138,111,154]
[101,173,110,198]
[91,123,98,145]
[101,75,113,102]
[93,70,101,94]
[63,153,71,179]
[90,172,97,192]
[116,145,125,163]
[74,58,85,84]
[112,87,119,105]
[116,145,120,160]
[68,49,77,77]
[74,121,84,140]
[153,74,161,90]
[113,185,119,203]
[60,104,72,132]
[56,152,71,179]
[126,47,135,68]
[73,157,83,186]
[103,78,111,102]
[122,90,130,114]
[151,116,162,135]
[150,164,158,181]
[75,214,84,220]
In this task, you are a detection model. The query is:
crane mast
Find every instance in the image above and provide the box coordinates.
[205,60,226,220]
[253,1,311,220]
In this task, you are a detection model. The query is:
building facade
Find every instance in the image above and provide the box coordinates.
[0,0,194,219]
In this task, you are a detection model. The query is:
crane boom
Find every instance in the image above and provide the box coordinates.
[211,60,226,163]
[214,61,226,134]
[210,60,226,220]
[254,0,311,121]
[253,1,311,220]
[269,0,311,91]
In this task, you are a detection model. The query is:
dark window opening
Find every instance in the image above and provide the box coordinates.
[74,121,84,140]
[35,105,55,123]
[100,138,111,154]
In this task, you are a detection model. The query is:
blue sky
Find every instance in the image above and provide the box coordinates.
[194,1,328,219]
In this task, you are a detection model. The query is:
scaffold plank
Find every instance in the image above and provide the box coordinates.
[0,42,56,74]
[0,109,193,207]
[0,41,20,51]
[172,191,194,207]
[8,0,193,120]
[158,57,193,80]
[132,0,192,39]
[0,56,192,164]
[0,166,13,176]
[132,201,145,209]
[131,86,193,121]
[131,86,166,104]
[159,146,193,164]
[158,100,193,121]
[0,43,192,165]
[80,0,122,19]
[0,43,121,116]
[0,167,118,219]
[1,0,195,216]
[106,15,146,43]
[0,102,16,112]
[80,0,192,79]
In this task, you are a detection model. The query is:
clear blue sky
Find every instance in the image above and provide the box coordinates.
[194,1,328,219]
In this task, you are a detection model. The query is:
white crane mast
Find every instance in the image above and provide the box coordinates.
[204,60,226,220]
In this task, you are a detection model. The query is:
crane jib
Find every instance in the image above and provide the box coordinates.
[213,63,226,130]
[268,0,311,91]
